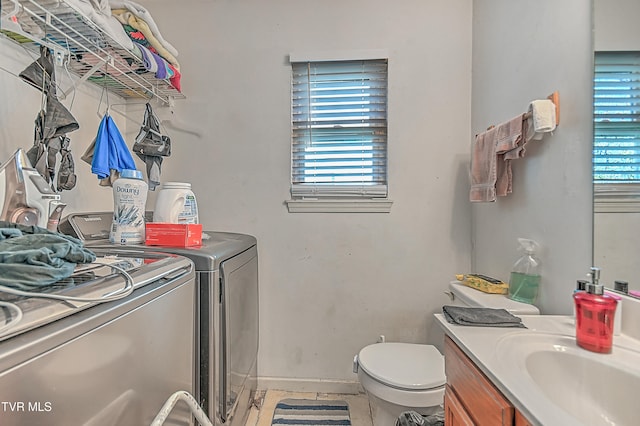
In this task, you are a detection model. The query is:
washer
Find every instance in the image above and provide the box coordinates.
[60,212,259,426]
[0,249,196,425]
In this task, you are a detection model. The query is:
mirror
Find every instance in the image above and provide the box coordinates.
[593,0,640,297]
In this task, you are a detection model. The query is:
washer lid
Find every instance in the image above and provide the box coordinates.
[358,343,445,390]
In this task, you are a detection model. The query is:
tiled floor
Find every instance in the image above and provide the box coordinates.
[245,389,373,426]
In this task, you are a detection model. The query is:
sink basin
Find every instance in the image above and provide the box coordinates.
[496,333,640,426]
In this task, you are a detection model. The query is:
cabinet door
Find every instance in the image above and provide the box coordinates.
[515,410,533,426]
[444,385,475,426]
[444,336,514,425]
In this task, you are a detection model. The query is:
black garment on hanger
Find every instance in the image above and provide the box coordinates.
[132,103,171,190]
[21,47,79,191]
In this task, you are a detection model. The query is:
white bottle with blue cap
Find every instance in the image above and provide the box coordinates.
[110,169,148,245]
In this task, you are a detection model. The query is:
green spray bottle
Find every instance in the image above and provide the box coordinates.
[508,238,541,305]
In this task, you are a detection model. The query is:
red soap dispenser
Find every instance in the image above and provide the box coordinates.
[573,267,618,354]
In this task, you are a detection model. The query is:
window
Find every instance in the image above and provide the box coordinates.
[287,57,391,213]
[593,51,640,212]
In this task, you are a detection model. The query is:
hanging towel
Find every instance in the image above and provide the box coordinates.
[470,127,499,202]
[495,113,526,197]
[527,100,556,140]
[470,114,527,202]
[442,305,526,328]
[82,115,136,184]
[0,221,96,290]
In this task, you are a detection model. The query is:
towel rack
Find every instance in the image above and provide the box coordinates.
[480,91,560,134]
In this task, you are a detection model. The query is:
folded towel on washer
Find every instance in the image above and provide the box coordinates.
[0,222,96,289]
[442,306,526,328]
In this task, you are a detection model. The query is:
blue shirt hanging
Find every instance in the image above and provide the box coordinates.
[91,114,136,180]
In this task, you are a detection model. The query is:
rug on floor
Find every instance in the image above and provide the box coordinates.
[271,398,351,425]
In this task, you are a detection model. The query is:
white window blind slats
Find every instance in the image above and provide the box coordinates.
[291,59,388,198]
[594,51,640,184]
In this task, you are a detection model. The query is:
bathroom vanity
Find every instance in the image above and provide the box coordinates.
[443,336,531,425]
[436,314,640,426]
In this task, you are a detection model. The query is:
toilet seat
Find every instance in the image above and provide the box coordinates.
[357,343,445,390]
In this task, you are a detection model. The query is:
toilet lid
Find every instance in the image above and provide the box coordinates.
[358,343,445,390]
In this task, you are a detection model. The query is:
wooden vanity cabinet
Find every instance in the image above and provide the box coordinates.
[443,336,532,426]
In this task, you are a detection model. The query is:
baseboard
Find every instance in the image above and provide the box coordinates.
[257,377,362,394]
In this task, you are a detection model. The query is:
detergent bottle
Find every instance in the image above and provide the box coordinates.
[153,182,199,224]
[110,169,148,245]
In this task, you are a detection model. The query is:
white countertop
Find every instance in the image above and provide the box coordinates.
[435,314,640,426]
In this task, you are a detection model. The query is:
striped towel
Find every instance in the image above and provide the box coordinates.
[271,399,351,425]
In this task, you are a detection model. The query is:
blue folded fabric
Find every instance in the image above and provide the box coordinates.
[91,115,136,180]
[0,221,96,289]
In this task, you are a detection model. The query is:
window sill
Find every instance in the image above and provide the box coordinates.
[285,199,393,213]
[594,198,640,213]
[594,184,640,213]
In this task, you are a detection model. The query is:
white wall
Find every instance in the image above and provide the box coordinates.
[132,0,474,389]
[470,0,593,315]
[594,0,640,51]
[1,0,473,389]
[594,214,640,288]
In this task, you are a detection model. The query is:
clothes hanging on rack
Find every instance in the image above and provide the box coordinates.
[19,46,55,93]
[469,92,560,203]
[21,46,79,192]
[470,114,528,202]
[82,113,136,187]
[57,137,77,191]
[132,103,171,191]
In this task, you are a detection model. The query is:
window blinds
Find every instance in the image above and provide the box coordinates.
[594,51,640,183]
[291,59,388,198]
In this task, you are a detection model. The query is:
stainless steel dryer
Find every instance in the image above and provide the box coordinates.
[0,249,196,426]
[60,213,259,426]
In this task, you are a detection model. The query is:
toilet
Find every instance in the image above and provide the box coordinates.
[354,281,540,426]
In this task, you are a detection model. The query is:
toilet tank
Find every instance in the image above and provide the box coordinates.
[447,281,540,315]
